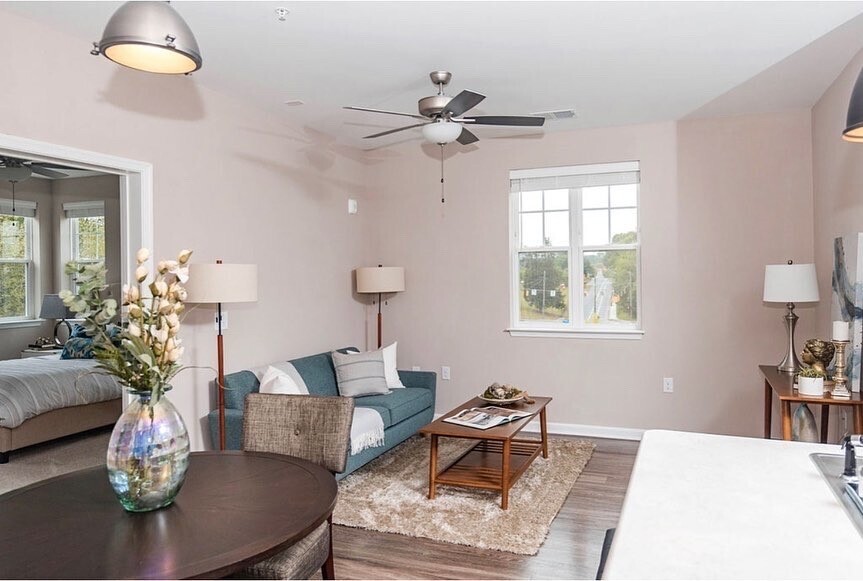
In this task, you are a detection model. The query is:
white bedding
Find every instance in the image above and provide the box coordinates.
[0,355,122,429]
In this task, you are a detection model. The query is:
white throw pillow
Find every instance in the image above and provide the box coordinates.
[259,365,308,395]
[382,342,405,389]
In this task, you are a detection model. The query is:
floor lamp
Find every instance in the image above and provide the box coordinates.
[356,265,405,349]
[185,261,258,450]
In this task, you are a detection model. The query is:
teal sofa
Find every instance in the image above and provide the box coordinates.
[208,347,436,478]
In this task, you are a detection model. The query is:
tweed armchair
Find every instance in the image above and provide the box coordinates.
[242,394,355,580]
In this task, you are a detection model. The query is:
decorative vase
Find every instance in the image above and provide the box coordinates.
[798,376,825,397]
[106,391,190,512]
[792,403,819,443]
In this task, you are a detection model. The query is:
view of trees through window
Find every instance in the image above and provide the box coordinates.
[0,214,30,319]
[72,216,106,263]
[515,181,639,328]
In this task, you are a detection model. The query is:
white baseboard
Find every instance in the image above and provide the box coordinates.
[431,413,644,441]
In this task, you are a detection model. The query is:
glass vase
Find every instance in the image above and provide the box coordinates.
[106,391,190,512]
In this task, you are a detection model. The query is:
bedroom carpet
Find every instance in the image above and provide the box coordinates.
[333,435,596,555]
[0,428,109,494]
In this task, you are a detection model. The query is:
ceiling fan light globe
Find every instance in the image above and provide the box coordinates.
[422,121,462,144]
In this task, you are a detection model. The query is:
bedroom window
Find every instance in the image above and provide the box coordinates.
[63,201,105,290]
[508,161,642,338]
[0,198,37,321]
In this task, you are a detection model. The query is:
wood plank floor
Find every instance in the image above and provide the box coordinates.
[330,437,639,580]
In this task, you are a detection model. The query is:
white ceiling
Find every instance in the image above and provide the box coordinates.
[6,1,863,149]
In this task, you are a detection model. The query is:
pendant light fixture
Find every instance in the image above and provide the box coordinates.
[90,1,202,75]
[843,68,863,141]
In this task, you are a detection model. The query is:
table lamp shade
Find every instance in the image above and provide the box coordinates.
[40,294,73,320]
[184,264,258,303]
[356,267,405,294]
[763,263,819,303]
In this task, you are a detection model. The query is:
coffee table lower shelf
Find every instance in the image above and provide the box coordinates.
[431,438,545,509]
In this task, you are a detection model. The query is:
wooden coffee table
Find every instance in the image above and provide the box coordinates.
[419,396,551,509]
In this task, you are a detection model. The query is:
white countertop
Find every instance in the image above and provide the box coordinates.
[603,430,863,580]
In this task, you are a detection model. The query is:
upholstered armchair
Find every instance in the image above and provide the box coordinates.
[242,394,355,580]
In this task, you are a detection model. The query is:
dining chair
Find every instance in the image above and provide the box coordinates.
[242,393,355,580]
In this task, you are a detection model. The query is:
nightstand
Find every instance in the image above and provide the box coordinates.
[21,348,63,359]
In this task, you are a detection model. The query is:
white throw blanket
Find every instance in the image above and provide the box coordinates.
[351,407,385,455]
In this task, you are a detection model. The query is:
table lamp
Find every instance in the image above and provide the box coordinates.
[184,260,258,450]
[40,294,74,346]
[763,261,820,374]
[356,265,405,349]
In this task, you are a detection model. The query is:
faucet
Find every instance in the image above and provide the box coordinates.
[841,434,863,482]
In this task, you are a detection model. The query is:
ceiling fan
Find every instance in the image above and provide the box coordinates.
[0,156,70,181]
[345,71,545,146]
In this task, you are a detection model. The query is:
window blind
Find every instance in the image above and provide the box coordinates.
[63,200,104,218]
[510,161,640,193]
[0,198,36,218]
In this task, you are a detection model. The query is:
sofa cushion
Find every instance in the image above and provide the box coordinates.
[355,404,392,428]
[288,348,357,397]
[355,388,433,425]
[224,370,260,410]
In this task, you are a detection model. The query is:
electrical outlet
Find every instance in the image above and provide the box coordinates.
[214,311,228,331]
[662,377,674,393]
[411,366,421,372]
[442,366,451,380]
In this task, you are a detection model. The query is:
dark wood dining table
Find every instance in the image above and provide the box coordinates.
[0,451,337,579]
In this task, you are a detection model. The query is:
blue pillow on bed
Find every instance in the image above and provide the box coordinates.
[61,337,94,359]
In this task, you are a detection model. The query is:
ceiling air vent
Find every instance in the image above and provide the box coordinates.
[530,108,577,121]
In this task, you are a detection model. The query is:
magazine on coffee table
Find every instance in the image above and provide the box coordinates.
[442,406,534,430]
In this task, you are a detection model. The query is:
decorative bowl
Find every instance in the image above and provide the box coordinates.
[479,393,525,405]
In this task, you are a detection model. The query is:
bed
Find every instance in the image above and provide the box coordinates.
[0,354,122,463]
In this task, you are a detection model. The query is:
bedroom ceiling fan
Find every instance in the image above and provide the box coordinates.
[0,156,70,180]
[345,71,546,146]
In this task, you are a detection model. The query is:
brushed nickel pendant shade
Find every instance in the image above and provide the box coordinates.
[91,1,202,75]
[843,67,863,141]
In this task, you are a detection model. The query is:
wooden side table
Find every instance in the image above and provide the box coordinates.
[760,364,863,442]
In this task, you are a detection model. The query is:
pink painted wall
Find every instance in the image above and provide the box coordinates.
[367,110,815,437]
[0,10,374,449]
[812,47,863,438]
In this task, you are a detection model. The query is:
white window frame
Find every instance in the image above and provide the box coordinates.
[508,161,643,339]
[0,198,39,324]
[62,201,106,290]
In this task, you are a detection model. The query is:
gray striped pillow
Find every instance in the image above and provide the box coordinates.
[331,349,390,397]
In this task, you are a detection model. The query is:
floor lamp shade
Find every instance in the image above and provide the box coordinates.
[355,266,405,349]
[763,262,819,374]
[356,267,405,294]
[184,264,258,303]
[184,262,258,451]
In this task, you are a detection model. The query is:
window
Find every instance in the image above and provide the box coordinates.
[0,198,36,321]
[64,201,105,290]
[509,162,641,336]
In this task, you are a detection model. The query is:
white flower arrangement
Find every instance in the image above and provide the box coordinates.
[60,248,193,402]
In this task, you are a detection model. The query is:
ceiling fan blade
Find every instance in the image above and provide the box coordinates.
[345,106,428,121]
[364,123,428,139]
[30,165,68,179]
[460,115,546,127]
[457,127,479,145]
[442,90,486,117]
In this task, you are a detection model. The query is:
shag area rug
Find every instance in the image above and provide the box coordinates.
[333,436,595,555]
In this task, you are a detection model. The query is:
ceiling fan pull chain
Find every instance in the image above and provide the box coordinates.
[10,180,15,213]
[440,144,445,203]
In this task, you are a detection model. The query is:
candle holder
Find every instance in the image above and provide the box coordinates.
[833,340,851,399]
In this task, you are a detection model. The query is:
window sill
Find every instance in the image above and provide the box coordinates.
[506,327,644,340]
[0,319,46,330]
